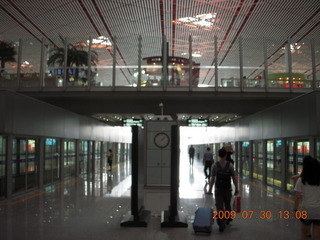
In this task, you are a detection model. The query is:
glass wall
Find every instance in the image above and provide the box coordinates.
[252,141,263,181]
[286,139,310,191]
[286,140,295,191]
[316,138,320,160]
[316,40,320,86]
[20,39,41,88]
[1,35,318,91]
[220,39,240,88]
[0,136,6,198]
[266,140,274,185]
[296,140,310,174]
[12,138,38,194]
[274,140,282,188]
[291,38,312,89]
[63,140,76,178]
[241,141,250,177]
[242,38,265,88]
[0,40,18,88]
[79,141,89,175]
[44,138,60,185]
[95,141,101,174]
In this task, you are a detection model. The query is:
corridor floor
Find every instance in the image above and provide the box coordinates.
[0,150,301,240]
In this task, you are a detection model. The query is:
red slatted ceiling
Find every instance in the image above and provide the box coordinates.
[0,0,319,84]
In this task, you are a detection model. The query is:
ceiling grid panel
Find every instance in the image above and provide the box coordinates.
[0,2,43,43]
[219,0,260,66]
[202,0,246,83]
[80,0,107,38]
[163,0,172,45]
[0,6,34,41]
[141,0,162,58]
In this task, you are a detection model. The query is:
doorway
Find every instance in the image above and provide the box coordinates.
[12,137,38,194]
[286,139,310,191]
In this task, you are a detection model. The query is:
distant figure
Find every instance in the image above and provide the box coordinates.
[107,149,114,171]
[188,145,195,166]
[225,145,235,165]
[203,147,214,180]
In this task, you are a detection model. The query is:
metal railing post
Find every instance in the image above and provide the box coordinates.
[189,35,193,91]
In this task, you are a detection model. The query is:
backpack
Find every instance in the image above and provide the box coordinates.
[215,162,232,190]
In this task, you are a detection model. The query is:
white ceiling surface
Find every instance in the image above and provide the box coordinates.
[0,0,319,124]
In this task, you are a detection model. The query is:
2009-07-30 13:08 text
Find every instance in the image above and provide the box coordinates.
[212,210,308,220]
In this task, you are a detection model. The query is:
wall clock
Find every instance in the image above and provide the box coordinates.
[154,132,170,148]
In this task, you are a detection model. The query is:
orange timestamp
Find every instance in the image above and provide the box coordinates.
[212,210,308,220]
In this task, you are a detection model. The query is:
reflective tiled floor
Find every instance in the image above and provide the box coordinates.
[0,150,301,240]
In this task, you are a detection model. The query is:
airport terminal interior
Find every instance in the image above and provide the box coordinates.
[1,0,320,239]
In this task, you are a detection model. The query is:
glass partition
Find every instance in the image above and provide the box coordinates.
[219,39,240,88]
[95,141,101,174]
[12,138,38,194]
[0,136,6,199]
[64,140,76,178]
[316,138,320,160]
[45,37,65,87]
[267,38,288,89]
[114,35,139,87]
[80,141,89,175]
[266,140,274,185]
[291,38,312,89]
[242,38,265,88]
[44,138,60,185]
[241,141,250,177]
[274,139,282,188]
[286,140,295,191]
[20,39,41,88]
[0,35,318,92]
[0,40,18,88]
[139,36,164,88]
[315,40,320,88]
[286,139,310,191]
[252,141,263,181]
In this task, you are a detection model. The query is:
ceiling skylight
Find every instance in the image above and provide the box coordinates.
[88,36,112,48]
[176,13,217,29]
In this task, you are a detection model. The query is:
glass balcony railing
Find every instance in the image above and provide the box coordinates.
[0,35,319,92]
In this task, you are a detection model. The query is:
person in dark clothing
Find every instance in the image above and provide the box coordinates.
[225,145,234,165]
[188,145,195,166]
[203,147,214,180]
[207,148,239,232]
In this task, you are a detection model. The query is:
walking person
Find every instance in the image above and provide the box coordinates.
[107,149,114,171]
[203,147,214,181]
[225,145,235,165]
[188,145,195,167]
[294,156,320,240]
[207,148,239,232]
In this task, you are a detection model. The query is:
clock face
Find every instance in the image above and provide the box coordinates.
[154,132,170,148]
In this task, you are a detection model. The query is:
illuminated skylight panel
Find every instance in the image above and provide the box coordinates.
[87,36,112,49]
[177,12,217,29]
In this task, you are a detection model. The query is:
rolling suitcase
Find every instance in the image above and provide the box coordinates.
[193,207,213,234]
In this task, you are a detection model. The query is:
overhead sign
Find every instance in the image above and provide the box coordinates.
[123,119,143,127]
[187,119,208,127]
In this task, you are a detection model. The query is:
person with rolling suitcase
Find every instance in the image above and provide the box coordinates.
[207,148,239,232]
